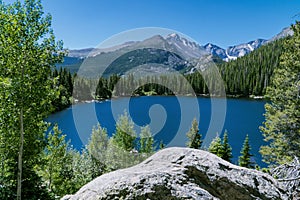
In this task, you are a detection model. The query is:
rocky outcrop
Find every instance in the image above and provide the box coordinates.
[62,147,288,200]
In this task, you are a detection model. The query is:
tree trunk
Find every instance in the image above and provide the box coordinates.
[17,65,25,200]
[17,108,24,200]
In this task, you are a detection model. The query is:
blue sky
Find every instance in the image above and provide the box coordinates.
[3,0,300,49]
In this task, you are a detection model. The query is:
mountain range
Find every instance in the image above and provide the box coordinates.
[68,27,292,61]
[204,27,293,61]
[61,26,293,76]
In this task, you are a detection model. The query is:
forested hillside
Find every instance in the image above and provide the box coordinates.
[218,38,285,96]
[91,38,287,99]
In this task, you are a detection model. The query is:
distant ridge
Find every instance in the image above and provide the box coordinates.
[61,26,294,77]
[68,26,293,62]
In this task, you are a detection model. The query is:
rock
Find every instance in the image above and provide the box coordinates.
[63,147,288,200]
[61,195,73,200]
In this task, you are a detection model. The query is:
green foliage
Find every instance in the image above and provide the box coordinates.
[238,134,253,168]
[208,131,232,162]
[73,77,93,101]
[260,22,300,165]
[0,0,64,198]
[51,68,74,112]
[86,124,109,175]
[38,125,108,198]
[219,38,284,96]
[105,111,156,170]
[84,116,155,173]
[37,125,78,198]
[112,111,137,151]
[139,125,155,153]
[95,77,112,100]
[69,149,98,192]
[105,139,141,171]
[39,125,69,196]
[186,118,202,149]
[159,140,165,150]
[222,130,232,162]
[208,134,223,158]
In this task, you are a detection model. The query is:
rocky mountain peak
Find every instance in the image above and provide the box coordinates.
[166,33,181,40]
[166,33,199,49]
[269,27,294,42]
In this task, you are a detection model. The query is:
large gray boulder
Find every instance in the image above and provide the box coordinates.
[62,147,288,200]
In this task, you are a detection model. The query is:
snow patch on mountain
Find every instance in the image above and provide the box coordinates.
[247,44,254,51]
[204,38,269,61]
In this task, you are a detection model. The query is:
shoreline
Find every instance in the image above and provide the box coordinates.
[72,93,266,105]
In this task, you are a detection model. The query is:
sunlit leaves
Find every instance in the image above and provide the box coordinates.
[0,0,64,198]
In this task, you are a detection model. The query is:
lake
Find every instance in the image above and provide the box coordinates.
[47,96,267,167]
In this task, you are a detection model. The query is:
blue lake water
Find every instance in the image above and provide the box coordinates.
[46,96,267,167]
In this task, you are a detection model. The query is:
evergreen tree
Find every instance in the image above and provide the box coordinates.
[208,132,232,162]
[208,134,223,158]
[0,1,64,198]
[159,140,165,150]
[218,38,284,97]
[95,77,112,100]
[260,22,300,165]
[186,118,202,149]
[139,125,155,153]
[70,149,97,192]
[86,124,109,175]
[238,134,253,168]
[105,138,142,171]
[73,77,92,101]
[222,130,232,162]
[51,68,74,112]
[112,111,137,151]
[108,74,120,91]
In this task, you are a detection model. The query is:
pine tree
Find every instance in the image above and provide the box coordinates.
[159,140,165,149]
[239,134,253,168]
[95,77,112,100]
[139,125,154,153]
[208,131,232,162]
[208,134,223,158]
[112,111,137,151]
[73,78,92,101]
[186,118,202,149]
[222,130,232,162]
[86,124,109,175]
[260,22,300,165]
[51,68,74,112]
